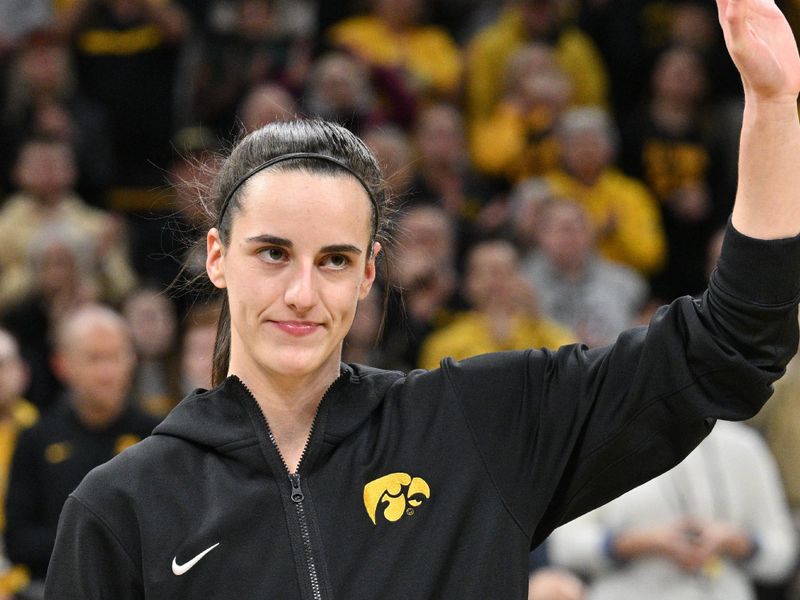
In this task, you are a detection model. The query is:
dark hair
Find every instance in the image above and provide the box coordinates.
[203,119,394,385]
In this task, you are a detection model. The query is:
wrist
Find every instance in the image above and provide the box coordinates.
[742,97,800,123]
[603,532,624,563]
[723,531,758,560]
[605,529,657,562]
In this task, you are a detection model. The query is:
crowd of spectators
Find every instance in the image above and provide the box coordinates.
[0,0,799,598]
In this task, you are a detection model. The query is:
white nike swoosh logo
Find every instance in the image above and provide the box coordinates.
[171,542,220,576]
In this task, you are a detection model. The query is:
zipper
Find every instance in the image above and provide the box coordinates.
[290,473,323,600]
[237,372,343,600]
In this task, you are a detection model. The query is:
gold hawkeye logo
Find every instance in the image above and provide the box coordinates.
[363,473,431,525]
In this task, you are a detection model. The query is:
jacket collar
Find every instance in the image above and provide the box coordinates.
[151,364,404,466]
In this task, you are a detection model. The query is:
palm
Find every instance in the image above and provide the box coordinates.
[717,0,800,100]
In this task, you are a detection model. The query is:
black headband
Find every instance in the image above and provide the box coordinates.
[217,151,379,236]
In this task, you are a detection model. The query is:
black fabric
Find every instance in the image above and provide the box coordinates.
[714,224,800,305]
[6,400,158,580]
[72,3,179,188]
[44,223,799,599]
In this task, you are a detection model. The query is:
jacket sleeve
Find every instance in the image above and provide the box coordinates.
[44,495,144,600]
[441,223,800,546]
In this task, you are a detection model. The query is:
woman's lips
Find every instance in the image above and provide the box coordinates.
[271,320,321,336]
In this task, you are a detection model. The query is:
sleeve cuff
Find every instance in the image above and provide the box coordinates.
[712,221,800,306]
[743,534,761,562]
[603,531,627,565]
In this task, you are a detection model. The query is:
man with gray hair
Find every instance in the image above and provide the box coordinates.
[544,107,666,276]
[5,305,157,592]
[522,198,648,347]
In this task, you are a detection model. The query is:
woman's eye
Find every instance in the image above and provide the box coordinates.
[260,248,286,262]
[323,254,349,269]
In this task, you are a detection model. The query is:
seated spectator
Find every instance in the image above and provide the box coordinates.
[619,45,729,301]
[179,301,221,395]
[56,0,188,194]
[0,330,38,598]
[1,223,99,411]
[302,52,406,136]
[419,239,574,369]
[572,0,649,120]
[575,0,739,121]
[750,340,800,522]
[548,421,798,600]
[750,335,800,599]
[544,107,666,275]
[5,305,158,585]
[56,0,189,286]
[343,290,385,368]
[522,199,648,347]
[665,1,741,102]
[0,136,136,311]
[382,205,462,371]
[412,102,493,234]
[327,0,462,101]
[0,29,112,202]
[466,0,608,127]
[471,43,571,182]
[192,0,311,136]
[507,177,552,254]
[362,126,416,201]
[122,287,181,418]
[237,82,297,133]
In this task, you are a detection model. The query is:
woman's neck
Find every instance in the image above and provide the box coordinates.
[230,356,341,473]
[243,366,336,415]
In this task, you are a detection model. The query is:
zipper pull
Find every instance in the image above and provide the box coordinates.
[289,474,304,503]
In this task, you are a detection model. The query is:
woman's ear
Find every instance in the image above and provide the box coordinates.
[206,228,227,289]
[359,241,381,299]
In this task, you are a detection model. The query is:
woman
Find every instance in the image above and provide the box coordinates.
[45,1,800,597]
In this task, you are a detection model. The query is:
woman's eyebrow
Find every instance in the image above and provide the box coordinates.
[245,234,292,247]
[244,236,362,255]
[321,244,362,255]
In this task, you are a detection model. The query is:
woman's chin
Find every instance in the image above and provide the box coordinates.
[264,350,338,380]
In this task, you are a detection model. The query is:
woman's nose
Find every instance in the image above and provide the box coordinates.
[284,262,319,313]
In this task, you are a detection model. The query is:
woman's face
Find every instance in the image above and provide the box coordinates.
[207,170,378,382]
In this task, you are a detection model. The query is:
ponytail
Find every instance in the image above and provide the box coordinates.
[211,294,231,386]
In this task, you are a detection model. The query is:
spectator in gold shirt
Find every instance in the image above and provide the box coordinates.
[327,0,462,101]
[544,107,666,275]
[466,0,608,128]
[419,239,574,369]
[0,330,38,599]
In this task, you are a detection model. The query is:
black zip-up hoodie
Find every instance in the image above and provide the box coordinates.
[45,226,800,599]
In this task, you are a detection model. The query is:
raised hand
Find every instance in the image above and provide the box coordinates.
[716,0,800,102]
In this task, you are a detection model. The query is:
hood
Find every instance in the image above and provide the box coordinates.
[152,363,405,452]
